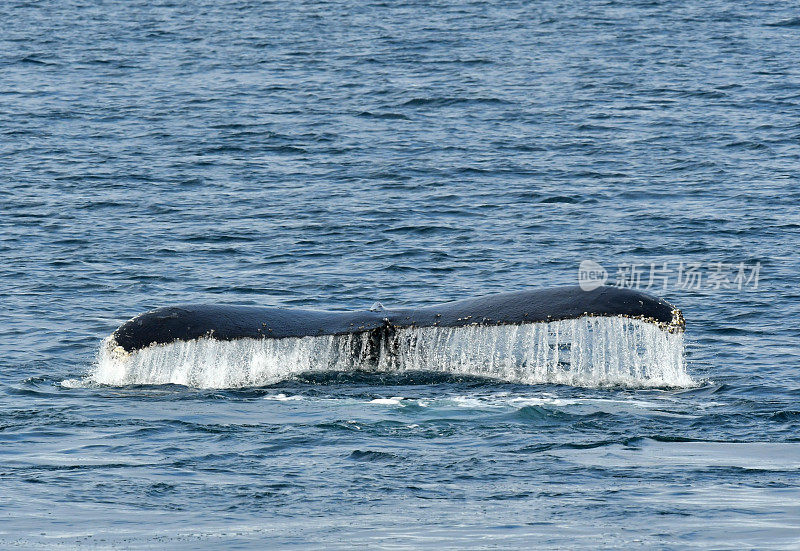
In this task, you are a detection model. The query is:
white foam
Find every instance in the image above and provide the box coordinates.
[369,397,405,405]
[263,393,304,401]
[59,378,86,389]
[89,316,693,389]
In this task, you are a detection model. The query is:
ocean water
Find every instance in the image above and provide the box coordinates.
[2,0,800,548]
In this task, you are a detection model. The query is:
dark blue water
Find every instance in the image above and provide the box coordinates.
[2,0,800,547]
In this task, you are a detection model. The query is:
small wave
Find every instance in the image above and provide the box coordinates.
[512,405,568,421]
[348,449,401,462]
[400,97,509,107]
[765,17,800,28]
[539,195,580,204]
[86,317,693,390]
[369,397,405,405]
[19,55,56,65]
[263,393,304,401]
[356,111,410,120]
[60,378,89,389]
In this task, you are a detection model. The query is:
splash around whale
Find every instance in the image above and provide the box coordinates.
[93,286,692,389]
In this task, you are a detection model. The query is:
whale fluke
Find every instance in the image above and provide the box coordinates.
[110,286,684,354]
[95,286,690,388]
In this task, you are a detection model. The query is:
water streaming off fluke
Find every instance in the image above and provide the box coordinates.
[91,316,692,389]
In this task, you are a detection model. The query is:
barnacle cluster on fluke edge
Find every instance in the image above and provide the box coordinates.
[109,285,684,355]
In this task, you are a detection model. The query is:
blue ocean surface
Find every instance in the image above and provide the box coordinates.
[2,0,800,548]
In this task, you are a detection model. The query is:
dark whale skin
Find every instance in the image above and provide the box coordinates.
[111,285,683,353]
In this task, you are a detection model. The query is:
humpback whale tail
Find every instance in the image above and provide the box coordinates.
[92,286,692,389]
